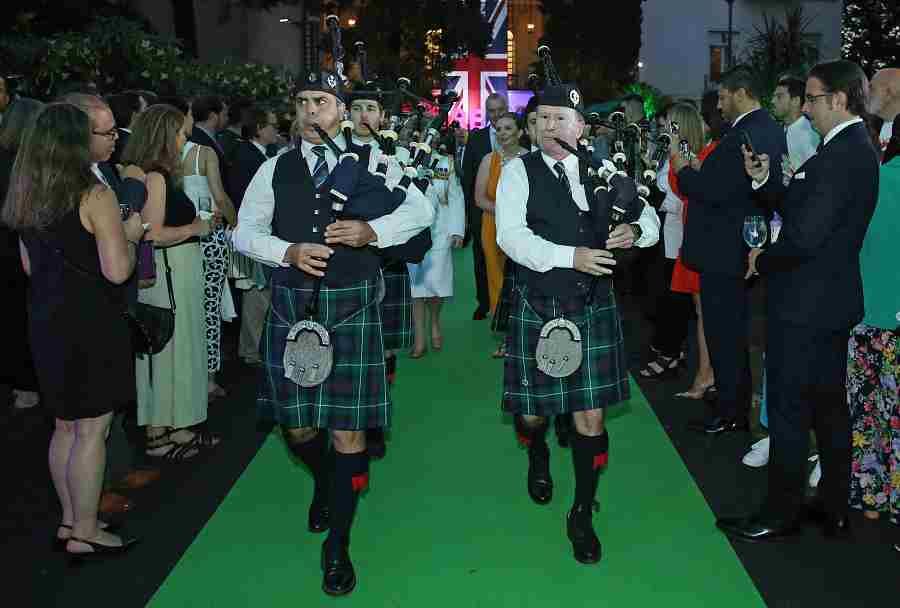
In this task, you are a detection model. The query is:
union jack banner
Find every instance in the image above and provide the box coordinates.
[447,0,507,129]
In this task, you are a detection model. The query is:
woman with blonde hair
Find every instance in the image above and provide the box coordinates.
[474,112,528,357]
[122,104,219,462]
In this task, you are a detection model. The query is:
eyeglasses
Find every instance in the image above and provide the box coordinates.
[92,128,119,139]
[804,93,832,105]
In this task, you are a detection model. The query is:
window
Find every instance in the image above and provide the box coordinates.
[709,46,724,83]
[507,30,516,88]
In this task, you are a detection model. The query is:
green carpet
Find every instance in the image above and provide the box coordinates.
[150,248,763,608]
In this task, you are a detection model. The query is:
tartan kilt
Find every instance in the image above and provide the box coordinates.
[380,263,413,350]
[257,276,390,430]
[490,260,516,334]
[502,282,630,417]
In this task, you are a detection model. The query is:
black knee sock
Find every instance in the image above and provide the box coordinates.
[366,428,385,444]
[327,451,369,549]
[515,416,549,452]
[287,430,330,501]
[572,431,609,507]
[386,354,397,377]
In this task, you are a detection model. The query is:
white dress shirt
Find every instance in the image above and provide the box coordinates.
[233,133,433,268]
[495,151,660,274]
[879,121,892,153]
[733,108,761,128]
[91,163,110,186]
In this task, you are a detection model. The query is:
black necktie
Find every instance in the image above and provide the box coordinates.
[554,161,572,195]
[311,145,328,188]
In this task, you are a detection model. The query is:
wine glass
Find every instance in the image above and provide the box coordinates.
[198,196,212,214]
[743,215,769,248]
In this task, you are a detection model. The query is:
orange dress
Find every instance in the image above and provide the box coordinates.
[480,152,507,315]
[670,140,718,294]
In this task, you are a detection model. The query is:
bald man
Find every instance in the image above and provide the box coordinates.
[869,68,900,152]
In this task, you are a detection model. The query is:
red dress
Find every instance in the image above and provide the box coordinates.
[669,140,719,294]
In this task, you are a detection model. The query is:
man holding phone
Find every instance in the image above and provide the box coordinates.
[719,60,878,542]
[672,66,786,434]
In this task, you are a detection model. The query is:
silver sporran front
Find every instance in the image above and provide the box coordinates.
[283,320,334,387]
[535,317,583,378]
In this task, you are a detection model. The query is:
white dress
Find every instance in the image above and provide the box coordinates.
[407,154,466,298]
[180,142,235,373]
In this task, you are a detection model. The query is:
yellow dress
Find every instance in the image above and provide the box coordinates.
[480,151,507,315]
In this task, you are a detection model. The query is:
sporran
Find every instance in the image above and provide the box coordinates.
[535,317,583,378]
[283,319,334,387]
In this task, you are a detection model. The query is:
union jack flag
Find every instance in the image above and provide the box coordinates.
[447,0,507,130]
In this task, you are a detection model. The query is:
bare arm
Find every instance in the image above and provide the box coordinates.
[82,186,137,284]
[473,154,494,213]
[140,172,208,247]
[201,146,237,225]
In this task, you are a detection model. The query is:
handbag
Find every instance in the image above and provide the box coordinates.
[38,236,175,356]
[129,248,175,356]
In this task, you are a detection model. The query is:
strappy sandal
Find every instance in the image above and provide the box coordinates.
[145,429,218,463]
[639,353,683,379]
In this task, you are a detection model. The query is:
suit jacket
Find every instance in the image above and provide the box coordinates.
[229,140,269,210]
[678,108,786,276]
[461,126,493,212]
[755,121,879,330]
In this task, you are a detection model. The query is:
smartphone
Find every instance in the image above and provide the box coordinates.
[740,131,760,165]
[119,203,132,221]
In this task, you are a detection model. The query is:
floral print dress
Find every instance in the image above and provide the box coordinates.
[848,323,900,523]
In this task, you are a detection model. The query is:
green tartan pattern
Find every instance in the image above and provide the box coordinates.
[380,265,413,350]
[502,283,630,416]
[258,277,390,430]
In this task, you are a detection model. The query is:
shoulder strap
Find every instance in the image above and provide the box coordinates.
[194,144,202,174]
[33,235,175,313]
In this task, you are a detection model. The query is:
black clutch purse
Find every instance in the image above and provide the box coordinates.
[128,248,175,356]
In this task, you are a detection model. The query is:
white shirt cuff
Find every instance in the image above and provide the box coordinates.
[555,245,576,270]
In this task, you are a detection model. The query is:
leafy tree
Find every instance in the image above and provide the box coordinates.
[842,0,900,74]
[740,6,820,104]
[535,0,645,102]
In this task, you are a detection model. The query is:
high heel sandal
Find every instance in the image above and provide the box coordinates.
[66,536,139,565]
[639,353,684,379]
[52,522,121,552]
[409,346,428,359]
[431,333,443,351]
[675,383,717,400]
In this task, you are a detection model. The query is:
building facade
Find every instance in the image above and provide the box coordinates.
[130,0,318,75]
[641,0,843,100]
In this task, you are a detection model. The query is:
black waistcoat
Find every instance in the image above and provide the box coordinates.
[271,147,381,288]
[517,151,606,297]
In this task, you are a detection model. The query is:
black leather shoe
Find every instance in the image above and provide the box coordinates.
[567,503,601,564]
[527,443,553,505]
[554,415,572,448]
[472,307,488,320]
[715,515,800,543]
[308,500,329,533]
[321,541,356,596]
[687,416,750,434]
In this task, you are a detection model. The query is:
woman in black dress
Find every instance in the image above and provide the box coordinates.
[2,103,145,557]
[0,97,44,410]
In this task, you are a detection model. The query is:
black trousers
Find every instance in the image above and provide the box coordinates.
[468,206,489,314]
[650,259,694,357]
[699,273,752,421]
[762,321,851,522]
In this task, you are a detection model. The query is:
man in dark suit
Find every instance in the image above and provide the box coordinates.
[673,67,787,434]
[229,106,279,208]
[717,60,879,542]
[191,95,230,179]
[106,92,146,166]
[462,92,507,319]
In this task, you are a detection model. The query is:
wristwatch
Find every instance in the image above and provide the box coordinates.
[629,223,643,243]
